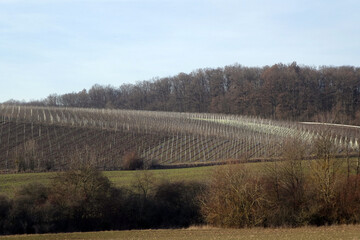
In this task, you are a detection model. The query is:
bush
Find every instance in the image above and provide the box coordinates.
[201,164,267,228]
[48,166,114,231]
[0,195,11,234]
[0,168,207,234]
[122,151,144,170]
[334,175,360,224]
[306,133,342,226]
[263,138,310,227]
[7,183,54,234]
[154,181,205,227]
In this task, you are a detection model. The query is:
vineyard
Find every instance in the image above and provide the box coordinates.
[0,104,359,172]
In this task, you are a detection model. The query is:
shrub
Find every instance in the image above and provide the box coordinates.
[201,164,267,228]
[263,137,310,227]
[0,195,11,234]
[48,166,114,231]
[122,151,144,170]
[335,175,360,224]
[7,183,54,234]
[307,133,342,225]
[154,181,205,227]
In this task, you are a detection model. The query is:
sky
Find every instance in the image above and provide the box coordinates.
[0,0,359,102]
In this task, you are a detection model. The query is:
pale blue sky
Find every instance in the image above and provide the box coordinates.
[0,0,359,102]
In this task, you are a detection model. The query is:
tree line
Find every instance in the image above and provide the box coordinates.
[6,62,360,124]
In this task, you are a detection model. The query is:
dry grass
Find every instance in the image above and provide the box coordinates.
[0,225,360,240]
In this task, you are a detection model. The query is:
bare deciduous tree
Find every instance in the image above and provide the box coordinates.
[200,164,267,227]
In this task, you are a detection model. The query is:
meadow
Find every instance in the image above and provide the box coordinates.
[1,157,358,198]
[0,225,359,240]
[0,166,217,197]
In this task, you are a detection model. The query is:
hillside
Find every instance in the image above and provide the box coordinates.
[10,63,360,125]
[0,104,359,172]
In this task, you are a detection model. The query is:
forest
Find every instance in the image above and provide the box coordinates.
[6,62,360,125]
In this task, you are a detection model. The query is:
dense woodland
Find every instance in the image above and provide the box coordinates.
[6,63,360,124]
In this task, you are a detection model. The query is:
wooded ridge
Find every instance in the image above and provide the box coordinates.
[6,62,360,125]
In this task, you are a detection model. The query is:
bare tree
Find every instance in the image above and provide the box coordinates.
[200,164,267,227]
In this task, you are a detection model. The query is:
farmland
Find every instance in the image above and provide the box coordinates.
[0,225,359,240]
[2,155,360,198]
[1,145,360,235]
[1,104,359,172]
[0,166,216,197]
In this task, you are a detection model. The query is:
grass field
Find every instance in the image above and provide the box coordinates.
[0,160,274,197]
[0,225,359,240]
[0,158,357,197]
[0,165,218,197]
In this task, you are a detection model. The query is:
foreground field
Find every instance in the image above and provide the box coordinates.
[1,225,360,240]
